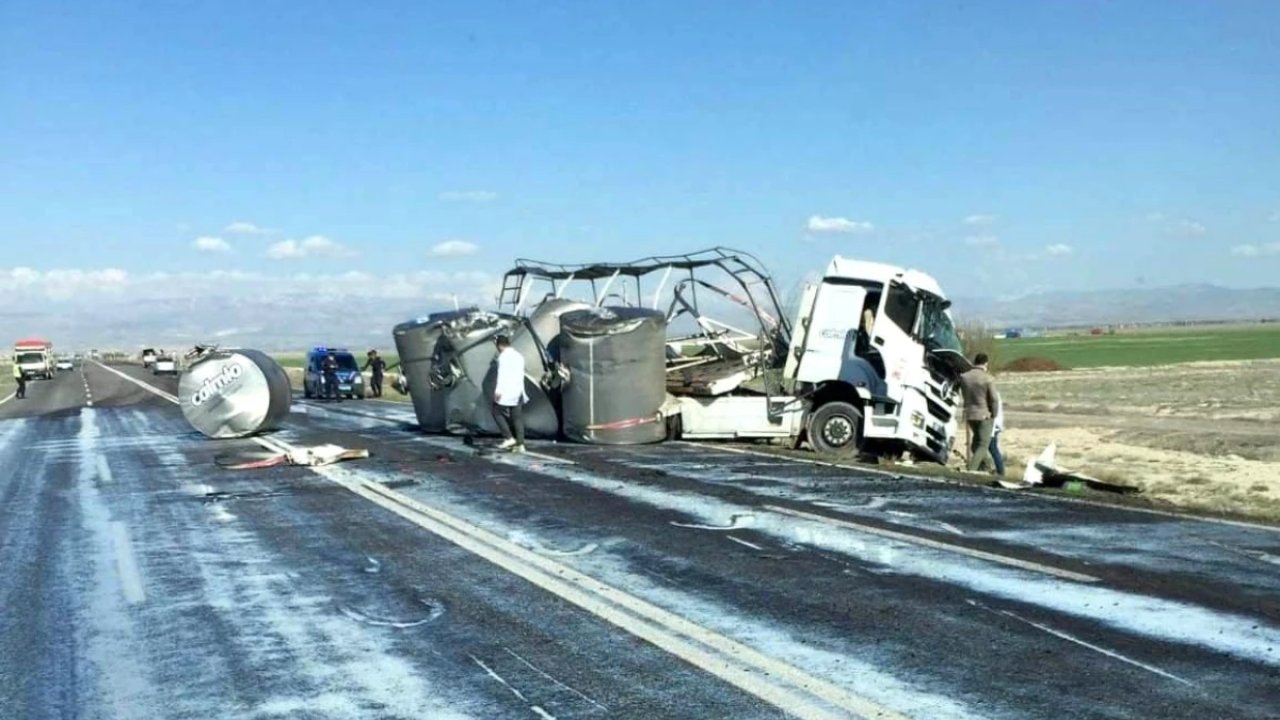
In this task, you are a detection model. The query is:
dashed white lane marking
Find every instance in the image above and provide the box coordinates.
[126,376,914,720]
[726,535,765,551]
[766,505,1100,584]
[966,600,1194,687]
[109,521,147,605]
[503,647,608,713]
[470,655,529,702]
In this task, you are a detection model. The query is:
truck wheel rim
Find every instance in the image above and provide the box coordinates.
[823,416,854,447]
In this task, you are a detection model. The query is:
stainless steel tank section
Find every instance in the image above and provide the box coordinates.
[559,307,667,444]
[178,349,292,438]
[434,311,559,438]
[393,310,472,433]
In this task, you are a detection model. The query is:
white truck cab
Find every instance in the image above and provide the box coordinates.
[778,256,967,461]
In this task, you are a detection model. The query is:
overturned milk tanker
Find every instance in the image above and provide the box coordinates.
[179,348,292,438]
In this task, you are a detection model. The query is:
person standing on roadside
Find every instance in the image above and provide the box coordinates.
[364,349,387,398]
[959,353,1001,472]
[989,388,1006,476]
[322,352,342,402]
[492,334,527,453]
[12,361,25,400]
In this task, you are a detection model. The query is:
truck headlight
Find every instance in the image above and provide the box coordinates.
[911,411,925,429]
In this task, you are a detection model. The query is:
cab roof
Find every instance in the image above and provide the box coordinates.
[825,256,947,298]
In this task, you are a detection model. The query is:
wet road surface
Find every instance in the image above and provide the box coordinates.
[1,362,1278,719]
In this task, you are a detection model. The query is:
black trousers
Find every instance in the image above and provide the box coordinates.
[492,402,524,443]
[371,373,383,397]
[15,376,25,399]
[323,372,340,399]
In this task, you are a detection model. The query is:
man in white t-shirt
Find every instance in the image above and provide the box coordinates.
[492,334,528,453]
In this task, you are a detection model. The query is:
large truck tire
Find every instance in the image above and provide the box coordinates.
[807,401,863,457]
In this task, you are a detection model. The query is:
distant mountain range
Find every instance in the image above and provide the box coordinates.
[952,284,1280,329]
[10,283,1280,353]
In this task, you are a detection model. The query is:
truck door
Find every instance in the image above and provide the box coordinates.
[869,280,925,391]
[791,281,867,384]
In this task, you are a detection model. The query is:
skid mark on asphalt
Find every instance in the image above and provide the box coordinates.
[670,513,755,531]
[77,409,159,716]
[109,521,147,604]
[966,600,1195,687]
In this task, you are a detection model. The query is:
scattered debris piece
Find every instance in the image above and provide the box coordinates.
[219,443,369,470]
[1000,442,1140,494]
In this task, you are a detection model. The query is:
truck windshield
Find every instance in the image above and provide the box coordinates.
[16,353,44,364]
[919,298,963,354]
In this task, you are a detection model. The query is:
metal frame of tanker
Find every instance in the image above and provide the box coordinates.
[496,247,817,446]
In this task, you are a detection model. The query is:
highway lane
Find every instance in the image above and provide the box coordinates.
[1,361,1278,719]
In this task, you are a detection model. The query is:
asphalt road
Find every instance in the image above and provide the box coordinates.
[2,362,1278,720]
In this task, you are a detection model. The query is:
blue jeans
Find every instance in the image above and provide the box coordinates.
[989,431,1005,476]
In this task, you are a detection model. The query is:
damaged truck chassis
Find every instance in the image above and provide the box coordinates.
[496,247,969,463]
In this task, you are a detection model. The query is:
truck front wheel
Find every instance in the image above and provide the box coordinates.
[808,401,863,457]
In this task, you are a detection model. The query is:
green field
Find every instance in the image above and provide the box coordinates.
[996,324,1280,369]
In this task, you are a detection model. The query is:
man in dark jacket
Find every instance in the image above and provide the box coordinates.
[322,353,341,402]
[958,353,1000,472]
[364,350,387,398]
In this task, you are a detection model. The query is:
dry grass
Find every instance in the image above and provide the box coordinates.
[997,359,1280,520]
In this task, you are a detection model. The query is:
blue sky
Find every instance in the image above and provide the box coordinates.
[2,0,1279,311]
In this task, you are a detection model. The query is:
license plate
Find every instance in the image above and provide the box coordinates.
[339,385,351,391]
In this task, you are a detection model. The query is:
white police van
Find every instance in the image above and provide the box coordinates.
[302,347,365,400]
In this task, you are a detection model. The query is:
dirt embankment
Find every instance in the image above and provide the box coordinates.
[996,359,1280,520]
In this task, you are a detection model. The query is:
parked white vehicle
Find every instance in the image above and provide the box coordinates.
[153,356,178,375]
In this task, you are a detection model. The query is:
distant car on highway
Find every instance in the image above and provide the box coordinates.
[141,348,157,368]
[153,355,178,376]
[303,347,365,399]
[55,357,74,371]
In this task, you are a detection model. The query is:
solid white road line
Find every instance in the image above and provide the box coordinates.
[125,382,909,719]
[766,504,1100,584]
[0,391,15,407]
[89,361,180,403]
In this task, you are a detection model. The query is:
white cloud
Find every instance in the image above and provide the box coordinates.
[430,240,480,257]
[1231,242,1280,257]
[438,190,498,203]
[1147,213,1207,236]
[1173,219,1207,236]
[267,235,354,260]
[806,215,874,234]
[224,221,272,235]
[963,214,997,226]
[193,236,232,253]
[1045,243,1073,256]
[0,266,496,304]
[1,267,129,300]
[963,235,999,247]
